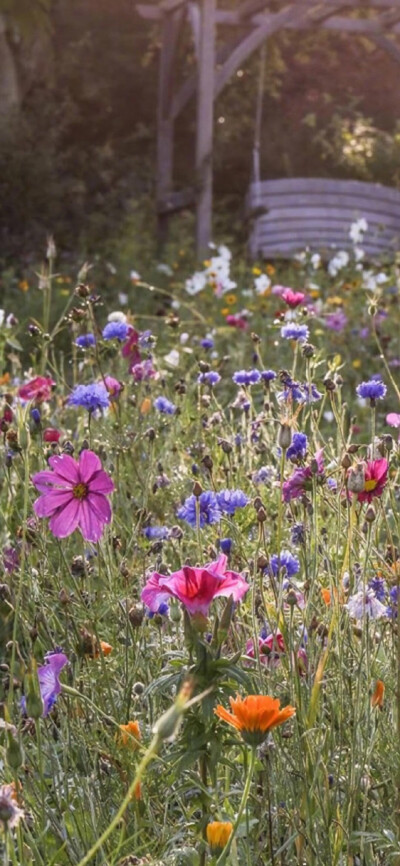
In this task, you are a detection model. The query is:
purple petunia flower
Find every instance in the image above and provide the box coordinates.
[102,321,130,341]
[281,324,309,342]
[154,396,177,415]
[177,491,221,528]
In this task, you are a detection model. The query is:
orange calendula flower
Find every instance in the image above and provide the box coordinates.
[214,694,295,746]
[321,588,331,605]
[100,641,113,657]
[140,397,152,415]
[206,821,233,853]
[118,720,141,750]
[371,680,385,710]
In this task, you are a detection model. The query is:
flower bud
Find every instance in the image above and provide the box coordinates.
[152,679,193,742]
[192,481,203,498]
[341,453,352,469]
[347,464,365,493]
[365,505,376,523]
[6,733,24,770]
[278,423,292,450]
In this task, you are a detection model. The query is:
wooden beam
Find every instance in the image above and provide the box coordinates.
[371,31,400,63]
[156,7,184,248]
[196,0,216,257]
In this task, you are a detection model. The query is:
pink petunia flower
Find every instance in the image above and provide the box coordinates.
[32,450,114,542]
[355,458,388,504]
[282,449,324,502]
[141,554,249,616]
[18,376,55,403]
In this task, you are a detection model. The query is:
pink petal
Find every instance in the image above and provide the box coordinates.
[214,571,249,604]
[88,470,115,494]
[206,554,227,576]
[79,450,102,483]
[34,490,74,517]
[386,413,400,428]
[160,567,217,616]
[141,572,172,611]
[48,454,80,484]
[49,498,80,538]
[32,470,66,493]
[86,493,112,524]
[78,499,105,542]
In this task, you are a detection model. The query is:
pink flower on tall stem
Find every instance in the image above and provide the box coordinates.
[355,458,388,504]
[18,376,55,403]
[282,450,324,502]
[32,450,114,542]
[141,554,249,616]
[281,288,306,308]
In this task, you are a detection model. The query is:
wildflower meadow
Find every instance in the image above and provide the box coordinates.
[2,226,400,866]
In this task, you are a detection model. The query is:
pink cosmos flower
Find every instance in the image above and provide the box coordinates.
[141,554,249,616]
[32,450,114,542]
[355,458,388,504]
[281,288,306,308]
[18,376,55,403]
[226,314,248,330]
[282,449,324,502]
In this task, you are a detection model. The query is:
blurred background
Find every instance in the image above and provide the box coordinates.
[1,0,400,268]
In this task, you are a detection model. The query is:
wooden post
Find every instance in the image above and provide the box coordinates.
[195,0,216,259]
[156,8,183,250]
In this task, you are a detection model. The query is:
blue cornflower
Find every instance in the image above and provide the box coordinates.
[216,488,249,515]
[232,369,261,386]
[197,371,221,386]
[269,550,300,577]
[75,333,96,348]
[279,381,322,404]
[281,324,309,342]
[143,526,170,540]
[261,370,277,382]
[177,491,221,528]
[201,337,214,350]
[147,601,169,618]
[138,330,153,347]
[291,523,305,545]
[30,408,41,424]
[219,537,232,554]
[368,577,387,602]
[154,396,177,415]
[68,383,110,412]
[287,432,308,461]
[252,466,272,484]
[102,321,130,341]
[356,378,387,401]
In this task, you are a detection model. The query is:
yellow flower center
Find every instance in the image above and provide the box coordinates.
[73,483,88,500]
[364,479,378,492]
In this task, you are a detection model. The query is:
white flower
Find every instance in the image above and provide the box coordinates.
[108,311,127,323]
[354,246,365,262]
[156,263,173,276]
[0,309,5,327]
[185,271,207,295]
[328,250,349,277]
[311,253,321,269]
[164,349,180,367]
[361,269,388,292]
[217,244,232,261]
[346,588,387,620]
[349,218,368,245]
[180,332,189,344]
[118,293,128,306]
[254,274,271,294]
[130,269,141,281]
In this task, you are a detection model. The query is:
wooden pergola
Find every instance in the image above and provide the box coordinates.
[136,0,400,257]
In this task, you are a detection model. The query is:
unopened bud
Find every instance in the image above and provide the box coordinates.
[152,679,193,742]
[341,453,352,470]
[301,342,315,358]
[278,424,292,450]
[192,481,203,497]
[257,507,267,523]
[6,733,24,770]
[365,505,376,523]
[347,464,365,493]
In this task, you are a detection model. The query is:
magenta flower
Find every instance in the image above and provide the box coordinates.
[246,632,285,668]
[355,458,388,504]
[281,288,306,308]
[141,554,249,616]
[18,376,55,403]
[122,327,141,368]
[282,449,324,502]
[32,450,114,542]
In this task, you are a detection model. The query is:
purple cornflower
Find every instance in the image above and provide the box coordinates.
[252,466,272,484]
[283,449,324,502]
[368,577,386,602]
[261,370,277,382]
[2,547,19,574]
[216,488,249,515]
[279,379,322,404]
[286,432,308,461]
[346,589,387,620]
[177,491,221,528]
[200,337,214,350]
[269,550,300,577]
[281,324,309,342]
[131,359,157,382]
[154,396,177,415]
[68,383,110,413]
[356,378,387,402]
[143,526,170,540]
[102,321,130,341]
[232,369,261,386]
[325,311,348,332]
[147,601,170,619]
[219,537,232,554]
[30,408,41,424]
[291,523,305,545]
[387,586,399,618]
[75,333,96,348]
[197,371,221,386]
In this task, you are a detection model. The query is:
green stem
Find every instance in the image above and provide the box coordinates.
[216,747,256,866]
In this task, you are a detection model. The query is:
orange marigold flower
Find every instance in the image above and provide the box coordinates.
[206,821,233,853]
[214,694,295,746]
[371,680,385,710]
[100,641,113,656]
[117,720,141,750]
